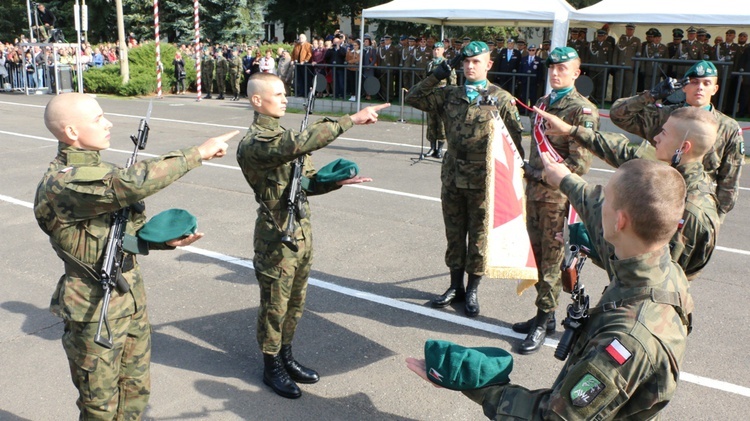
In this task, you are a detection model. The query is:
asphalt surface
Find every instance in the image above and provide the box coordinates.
[0,92,748,420]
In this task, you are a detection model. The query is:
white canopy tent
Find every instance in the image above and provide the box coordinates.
[356,0,576,108]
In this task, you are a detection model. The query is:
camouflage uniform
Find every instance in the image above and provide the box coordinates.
[229,53,243,98]
[236,112,350,354]
[215,54,228,97]
[202,52,215,96]
[34,143,202,419]
[462,173,693,420]
[610,92,744,217]
[525,90,597,313]
[572,127,721,280]
[406,75,523,275]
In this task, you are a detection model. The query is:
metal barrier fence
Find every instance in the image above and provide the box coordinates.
[1,42,84,95]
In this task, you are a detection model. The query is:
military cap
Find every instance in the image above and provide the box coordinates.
[462,36,472,42]
[652,29,662,37]
[363,33,372,40]
[726,29,736,35]
[696,28,707,36]
[462,41,490,57]
[546,46,579,66]
[528,44,537,49]
[433,41,445,48]
[741,32,748,37]
[705,33,711,40]
[542,39,551,45]
[684,60,718,78]
[315,158,359,183]
[673,28,684,38]
[399,34,407,41]
[383,34,392,39]
[487,40,495,46]
[507,38,515,44]
[596,29,607,36]
[570,28,579,34]
[580,28,588,33]
[138,209,197,243]
[424,339,513,391]
[625,23,636,29]
[516,38,526,45]
[687,26,697,33]
[645,28,656,36]
[408,36,416,41]
[453,39,462,45]
[496,37,505,42]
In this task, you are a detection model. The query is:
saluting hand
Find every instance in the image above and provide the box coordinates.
[540,151,571,189]
[350,103,391,125]
[198,130,240,160]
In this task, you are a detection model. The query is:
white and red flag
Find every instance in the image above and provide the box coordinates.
[484,117,538,294]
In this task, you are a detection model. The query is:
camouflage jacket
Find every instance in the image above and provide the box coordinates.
[228,55,242,73]
[34,143,202,322]
[609,92,744,216]
[574,128,720,279]
[236,112,348,245]
[526,90,598,203]
[215,55,228,76]
[464,174,692,420]
[405,75,523,190]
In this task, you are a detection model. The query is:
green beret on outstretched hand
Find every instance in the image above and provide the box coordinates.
[137,208,198,243]
[546,46,579,66]
[315,158,359,183]
[424,339,513,390]
[684,60,717,78]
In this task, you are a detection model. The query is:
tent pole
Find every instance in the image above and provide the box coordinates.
[357,14,366,110]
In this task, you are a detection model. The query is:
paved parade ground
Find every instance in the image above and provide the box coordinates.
[1,92,748,420]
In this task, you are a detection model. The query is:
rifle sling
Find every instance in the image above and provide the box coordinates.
[588,288,691,329]
[50,239,135,279]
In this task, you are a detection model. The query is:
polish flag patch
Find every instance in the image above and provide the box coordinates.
[429,367,444,382]
[605,339,632,365]
[582,107,592,115]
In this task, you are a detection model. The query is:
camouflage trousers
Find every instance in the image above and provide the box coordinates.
[526,200,568,312]
[426,111,446,142]
[216,73,226,94]
[202,70,213,94]
[230,71,241,96]
[254,237,312,355]
[62,308,151,420]
[442,183,487,275]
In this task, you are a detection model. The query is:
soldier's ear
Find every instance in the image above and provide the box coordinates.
[250,94,262,107]
[64,124,78,141]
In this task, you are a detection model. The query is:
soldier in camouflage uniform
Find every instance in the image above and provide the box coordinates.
[406,41,524,318]
[448,159,693,420]
[228,48,243,101]
[236,73,387,399]
[513,47,598,355]
[537,105,721,280]
[202,47,215,99]
[33,93,235,419]
[610,60,744,219]
[423,41,456,159]
[215,50,228,100]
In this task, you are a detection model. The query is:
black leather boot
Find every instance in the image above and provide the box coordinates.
[512,312,556,334]
[263,353,301,399]
[464,274,481,317]
[203,93,212,99]
[433,141,444,158]
[518,310,551,355]
[280,344,320,384]
[431,269,465,308]
[217,93,225,100]
[425,140,436,157]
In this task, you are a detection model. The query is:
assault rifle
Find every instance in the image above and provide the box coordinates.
[554,218,590,361]
[94,101,151,349]
[280,76,317,252]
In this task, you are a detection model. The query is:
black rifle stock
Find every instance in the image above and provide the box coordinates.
[554,243,589,361]
[280,77,317,252]
[94,102,151,349]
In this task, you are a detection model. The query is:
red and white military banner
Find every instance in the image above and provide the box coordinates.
[483,117,538,294]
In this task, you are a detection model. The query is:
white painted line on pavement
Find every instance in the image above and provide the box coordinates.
[2,193,750,397]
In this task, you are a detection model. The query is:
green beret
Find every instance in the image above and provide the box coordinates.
[138,209,197,243]
[546,46,579,66]
[424,340,513,391]
[568,222,601,262]
[685,60,717,78]
[433,41,444,48]
[315,158,359,183]
[462,41,489,57]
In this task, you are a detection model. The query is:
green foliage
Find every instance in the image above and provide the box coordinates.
[82,65,123,94]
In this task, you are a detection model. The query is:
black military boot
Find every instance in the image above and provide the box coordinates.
[217,93,225,100]
[203,93,212,99]
[512,312,556,334]
[263,353,301,399]
[280,344,320,384]
[518,310,551,355]
[431,269,465,308]
[464,274,481,317]
[433,141,444,158]
[425,140,436,157]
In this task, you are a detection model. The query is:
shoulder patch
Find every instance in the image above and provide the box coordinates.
[59,167,73,173]
[571,373,605,407]
[510,98,516,106]
[584,121,594,129]
[582,107,592,115]
[70,166,110,181]
[740,141,745,156]
[605,338,632,365]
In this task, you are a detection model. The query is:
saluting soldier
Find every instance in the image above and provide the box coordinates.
[406,41,524,318]
[423,41,455,158]
[610,60,745,219]
[614,23,641,100]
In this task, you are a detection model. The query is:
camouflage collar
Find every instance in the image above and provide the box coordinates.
[609,245,672,288]
[253,112,281,130]
[58,143,101,166]
[676,161,709,189]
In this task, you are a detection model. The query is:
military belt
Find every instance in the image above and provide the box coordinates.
[455,151,486,161]
[64,253,135,278]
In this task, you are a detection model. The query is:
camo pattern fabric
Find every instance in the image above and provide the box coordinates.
[573,128,720,279]
[406,75,523,274]
[462,174,692,420]
[236,112,350,353]
[609,92,744,217]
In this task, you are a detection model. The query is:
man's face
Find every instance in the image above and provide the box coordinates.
[517,43,526,51]
[688,32,697,41]
[654,36,662,45]
[73,98,113,151]
[646,35,653,43]
[384,38,391,46]
[433,47,444,58]
[653,117,685,162]
[548,60,580,90]
[697,34,706,43]
[673,37,682,44]
[597,34,606,42]
[626,27,635,37]
[683,77,719,107]
[739,34,748,44]
[253,80,287,118]
[726,33,736,43]
[333,38,340,48]
[408,40,415,47]
[570,31,578,40]
[715,37,723,46]
[463,53,492,82]
[578,32,586,40]
[419,39,426,48]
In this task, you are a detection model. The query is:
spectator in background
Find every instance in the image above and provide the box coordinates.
[362,36,376,100]
[277,49,293,95]
[311,38,326,97]
[251,49,262,75]
[92,47,105,67]
[325,36,347,99]
[173,52,186,94]
[346,39,361,101]
[259,48,275,74]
